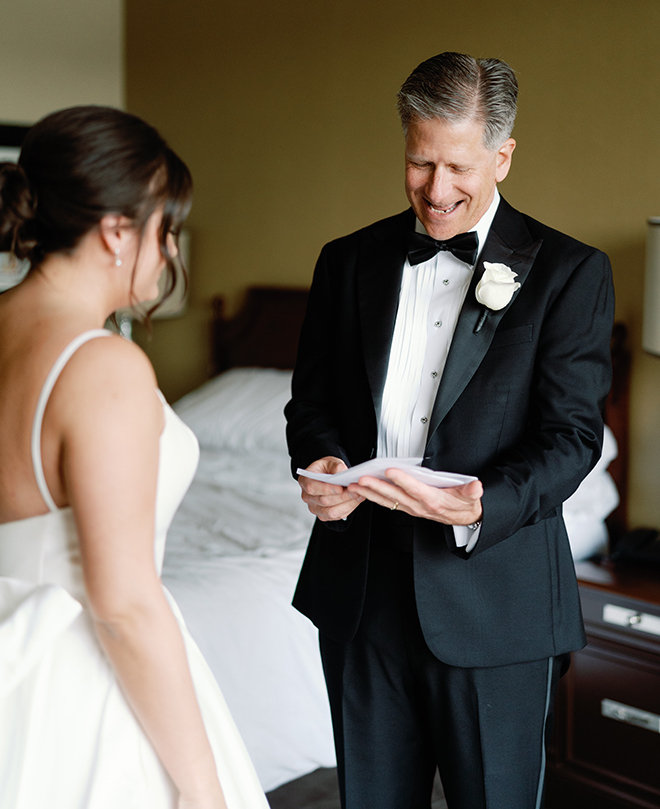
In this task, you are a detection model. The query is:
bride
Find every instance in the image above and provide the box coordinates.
[0,106,268,809]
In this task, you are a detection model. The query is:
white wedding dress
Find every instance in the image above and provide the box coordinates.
[0,330,269,809]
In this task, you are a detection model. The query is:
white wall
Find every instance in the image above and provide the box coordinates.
[0,0,124,124]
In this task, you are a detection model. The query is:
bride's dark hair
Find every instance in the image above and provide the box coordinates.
[0,105,192,316]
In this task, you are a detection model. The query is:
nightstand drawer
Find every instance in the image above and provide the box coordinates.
[565,641,660,799]
[547,564,660,808]
[580,586,660,653]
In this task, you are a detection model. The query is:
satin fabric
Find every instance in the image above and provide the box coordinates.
[0,331,268,809]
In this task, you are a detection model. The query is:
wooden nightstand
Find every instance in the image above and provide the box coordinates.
[546,560,660,808]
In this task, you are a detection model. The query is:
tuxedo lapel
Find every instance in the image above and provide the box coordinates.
[426,200,543,441]
[357,210,412,419]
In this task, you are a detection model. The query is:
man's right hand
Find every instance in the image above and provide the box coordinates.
[298,456,364,522]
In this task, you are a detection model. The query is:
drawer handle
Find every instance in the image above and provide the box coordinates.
[601,699,660,733]
[603,604,660,637]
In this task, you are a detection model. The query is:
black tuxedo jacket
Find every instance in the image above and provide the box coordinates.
[285,197,614,668]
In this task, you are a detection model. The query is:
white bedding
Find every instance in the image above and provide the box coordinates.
[162,367,620,791]
[163,369,335,792]
[563,424,620,561]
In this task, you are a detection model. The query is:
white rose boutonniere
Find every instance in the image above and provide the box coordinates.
[474,262,521,332]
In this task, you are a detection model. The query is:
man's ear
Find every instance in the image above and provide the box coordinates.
[98,214,133,257]
[495,138,516,183]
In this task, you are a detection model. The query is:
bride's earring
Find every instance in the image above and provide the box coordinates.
[114,248,122,267]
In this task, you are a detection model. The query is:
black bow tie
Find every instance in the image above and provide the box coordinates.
[407,230,479,267]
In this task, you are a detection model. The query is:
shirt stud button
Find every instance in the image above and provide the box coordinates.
[434,320,442,328]
[443,279,450,285]
[431,371,438,378]
[420,417,428,424]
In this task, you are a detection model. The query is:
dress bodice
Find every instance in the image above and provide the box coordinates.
[0,330,199,606]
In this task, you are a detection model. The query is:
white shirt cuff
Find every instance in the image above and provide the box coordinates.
[453,523,481,553]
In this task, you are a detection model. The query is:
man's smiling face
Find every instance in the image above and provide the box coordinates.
[404,116,515,240]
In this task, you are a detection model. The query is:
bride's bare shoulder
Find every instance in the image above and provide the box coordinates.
[65,332,155,381]
[52,333,160,421]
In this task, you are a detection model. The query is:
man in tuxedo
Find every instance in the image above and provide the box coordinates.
[285,52,614,809]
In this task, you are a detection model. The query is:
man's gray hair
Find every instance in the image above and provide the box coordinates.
[397,52,518,151]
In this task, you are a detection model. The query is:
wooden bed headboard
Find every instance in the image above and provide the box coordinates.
[211,287,309,374]
[211,287,630,537]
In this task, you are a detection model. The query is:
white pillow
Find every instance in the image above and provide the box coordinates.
[564,425,620,560]
[173,368,292,453]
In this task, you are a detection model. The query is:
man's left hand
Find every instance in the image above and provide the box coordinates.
[347,467,483,525]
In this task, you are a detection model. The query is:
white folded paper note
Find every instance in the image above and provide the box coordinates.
[297,457,477,488]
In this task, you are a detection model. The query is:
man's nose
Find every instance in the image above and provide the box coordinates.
[426,167,453,202]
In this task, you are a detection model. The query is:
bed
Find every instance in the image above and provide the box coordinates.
[162,289,335,793]
[161,288,629,793]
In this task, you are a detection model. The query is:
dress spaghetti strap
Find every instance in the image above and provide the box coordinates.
[31,330,112,512]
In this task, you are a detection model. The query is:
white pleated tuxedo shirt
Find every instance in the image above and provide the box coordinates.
[377,190,500,551]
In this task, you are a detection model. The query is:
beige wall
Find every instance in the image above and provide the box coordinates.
[0,0,123,123]
[126,0,660,532]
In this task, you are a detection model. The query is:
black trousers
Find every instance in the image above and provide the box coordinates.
[319,512,565,809]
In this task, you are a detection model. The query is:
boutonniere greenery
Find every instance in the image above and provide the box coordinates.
[474,262,521,333]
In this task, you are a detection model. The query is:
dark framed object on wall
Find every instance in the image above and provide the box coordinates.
[0,123,30,162]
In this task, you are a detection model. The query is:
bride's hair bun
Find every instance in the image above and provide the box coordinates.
[0,106,192,314]
[0,161,37,259]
